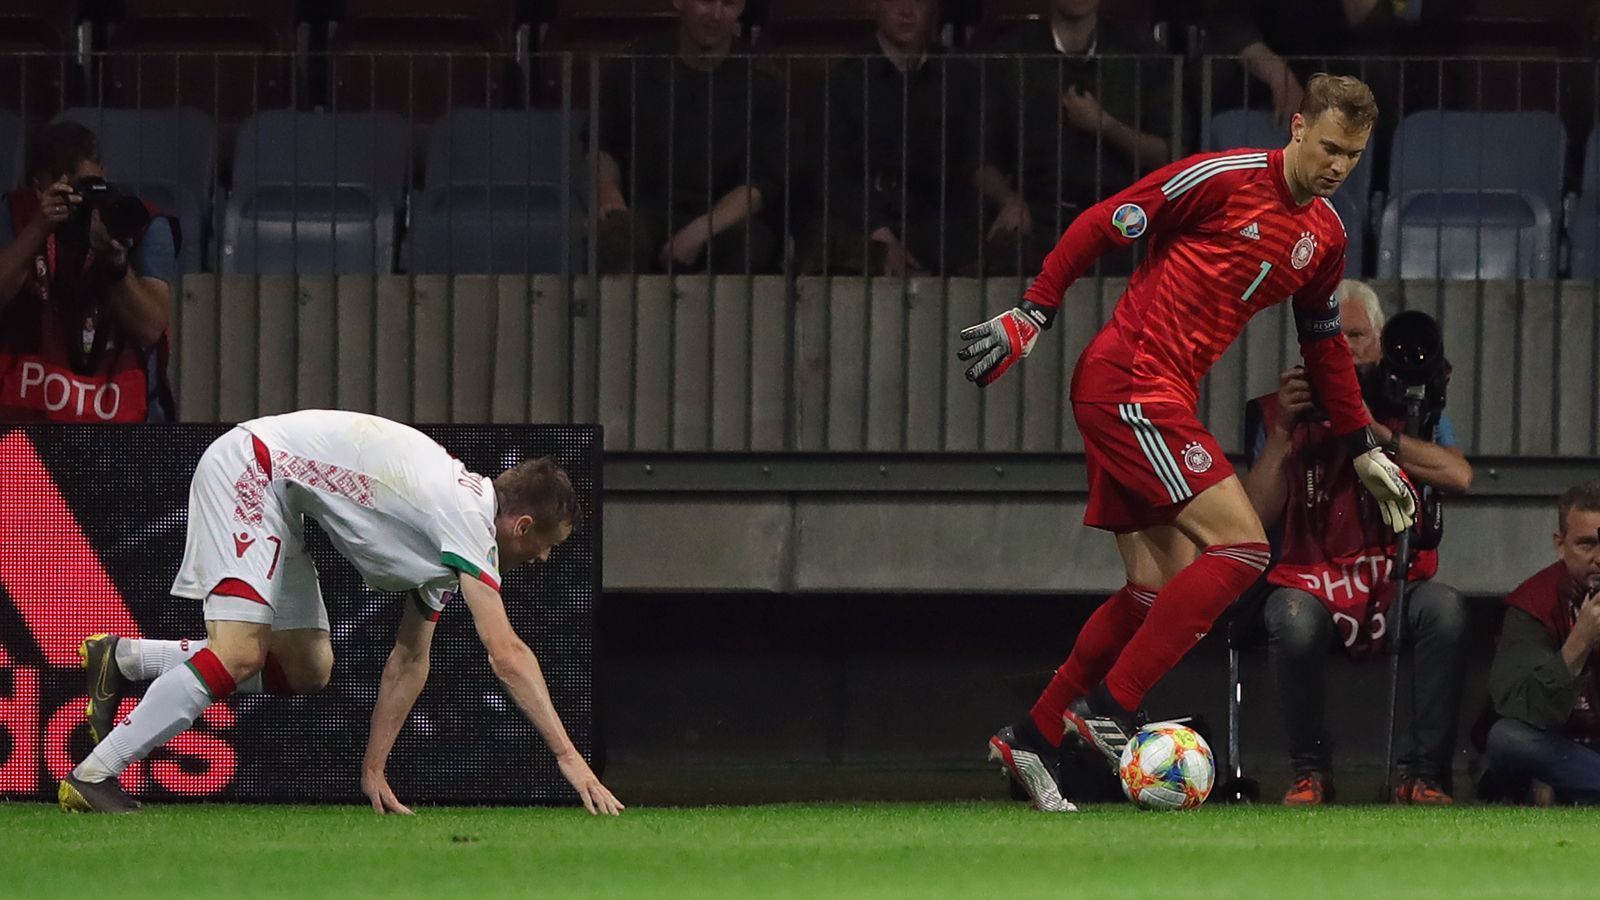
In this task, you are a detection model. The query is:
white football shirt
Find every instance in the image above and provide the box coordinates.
[239,409,501,617]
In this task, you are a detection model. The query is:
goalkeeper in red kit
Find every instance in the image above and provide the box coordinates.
[962,74,1419,812]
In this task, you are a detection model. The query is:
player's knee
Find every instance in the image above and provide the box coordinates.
[212,643,268,683]
[268,641,333,694]
[292,655,333,693]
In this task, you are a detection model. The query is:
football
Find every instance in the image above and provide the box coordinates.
[1118,723,1215,811]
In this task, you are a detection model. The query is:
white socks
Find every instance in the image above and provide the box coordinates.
[115,638,207,681]
[74,650,233,784]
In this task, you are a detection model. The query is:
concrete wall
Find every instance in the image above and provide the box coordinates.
[171,275,1600,456]
[168,275,1600,596]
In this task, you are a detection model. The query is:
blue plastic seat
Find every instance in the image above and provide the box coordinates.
[1566,129,1600,278]
[1206,109,1369,276]
[1378,110,1565,279]
[59,107,216,272]
[408,108,587,275]
[222,110,410,274]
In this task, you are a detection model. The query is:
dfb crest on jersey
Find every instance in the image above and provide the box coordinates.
[1182,441,1213,474]
[1291,232,1316,269]
[1111,203,1147,239]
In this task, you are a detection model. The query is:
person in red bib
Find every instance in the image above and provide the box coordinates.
[1241,280,1473,806]
[963,74,1419,812]
[1479,483,1600,805]
[0,121,178,424]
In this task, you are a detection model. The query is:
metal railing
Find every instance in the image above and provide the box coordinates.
[5,51,1600,455]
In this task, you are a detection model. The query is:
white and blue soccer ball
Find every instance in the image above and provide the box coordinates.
[1118,722,1215,811]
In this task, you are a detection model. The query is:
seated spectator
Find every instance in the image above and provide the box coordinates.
[807,0,986,276]
[974,0,1176,275]
[1242,280,1473,806]
[1479,483,1600,805]
[591,0,784,274]
[0,122,178,423]
[1190,0,1399,127]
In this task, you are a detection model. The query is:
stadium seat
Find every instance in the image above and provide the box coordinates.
[59,107,216,272]
[1378,110,1566,279]
[1567,128,1600,278]
[221,110,409,274]
[408,108,587,274]
[1205,109,1369,277]
[970,0,1155,45]
[328,0,523,119]
[100,1,300,124]
[542,0,681,50]
[0,2,85,118]
[538,0,683,103]
[761,0,878,52]
[0,111,22,189]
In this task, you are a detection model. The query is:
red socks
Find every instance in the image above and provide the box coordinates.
[1103,542,1269,711]
[184,648,238,701]
[1028,583,1157,745]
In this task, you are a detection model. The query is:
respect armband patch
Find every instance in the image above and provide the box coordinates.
[1295,295,1342,340]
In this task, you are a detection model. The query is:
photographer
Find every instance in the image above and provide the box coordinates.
[0,121,177,423]
[1242,279,1473,805]
[1479,483,1600,805]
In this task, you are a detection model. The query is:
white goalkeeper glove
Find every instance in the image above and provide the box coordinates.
[1348,429,1419,532]
[957,300,1055,386]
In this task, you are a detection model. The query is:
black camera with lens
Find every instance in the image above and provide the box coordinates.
[63,176,151,248]
[1375,309,1450,422]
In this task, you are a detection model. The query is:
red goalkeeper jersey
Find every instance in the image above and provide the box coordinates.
[1026,148,1370,435]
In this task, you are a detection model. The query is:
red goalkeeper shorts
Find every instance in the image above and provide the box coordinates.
[1073,400,1235,532]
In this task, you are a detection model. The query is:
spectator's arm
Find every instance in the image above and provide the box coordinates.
[971,164,1022,209]
[594,60,634,215]
[1489,607,1579,731]
[1241,423,1292,530]
[1091,109,1172,172]
[702,184,764,239]
[1238,41,1298,91]
[1343,0,1382,26]
[596,151,628,215]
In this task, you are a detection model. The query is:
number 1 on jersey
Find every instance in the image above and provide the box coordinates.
[1240,260,1272,302]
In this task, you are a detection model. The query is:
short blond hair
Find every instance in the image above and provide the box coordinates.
[1301,73,1378,131]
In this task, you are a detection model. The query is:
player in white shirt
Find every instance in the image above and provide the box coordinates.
[60,409,623,816]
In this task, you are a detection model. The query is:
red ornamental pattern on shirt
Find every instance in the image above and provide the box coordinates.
[233,446,376,524]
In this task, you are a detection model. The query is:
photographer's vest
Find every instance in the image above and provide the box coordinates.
[0,189,171,423]
[1257,397,1438,657]
[1505,563,1600,745]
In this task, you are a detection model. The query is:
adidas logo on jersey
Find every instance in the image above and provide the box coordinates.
[1239,221,1261,240]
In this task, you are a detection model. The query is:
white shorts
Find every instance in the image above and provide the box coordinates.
[171,427,329,632]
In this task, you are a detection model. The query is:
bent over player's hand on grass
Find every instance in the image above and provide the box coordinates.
[558,750,625,816]
[361,768,414,815]
[956,301,1055,386]
[1348,429,1419,532]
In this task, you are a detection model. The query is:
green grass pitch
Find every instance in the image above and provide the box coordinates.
[1,801,1589,898]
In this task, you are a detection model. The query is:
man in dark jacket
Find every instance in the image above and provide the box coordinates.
[591,0,784,274]
[1481,482,1600,805]
[810,0,986,276]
